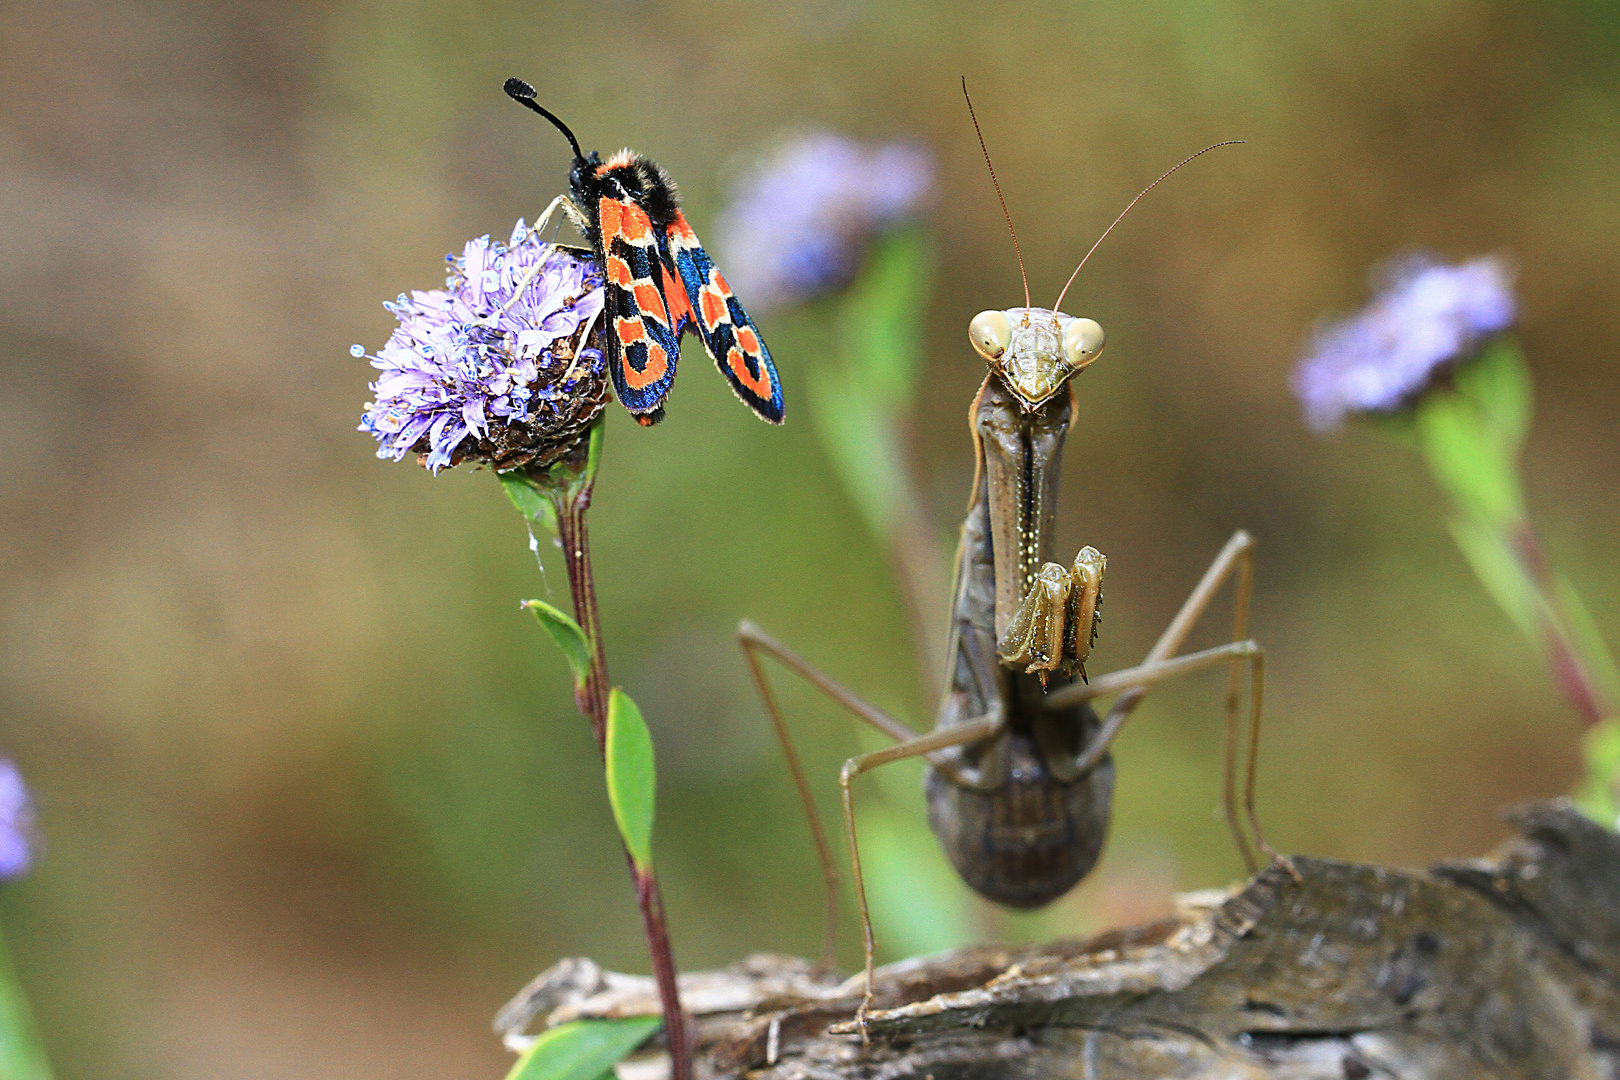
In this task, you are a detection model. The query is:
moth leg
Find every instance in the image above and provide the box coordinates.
[558,303,604,385]
[1041,531,1295,878]
[475,195,591,327]
[533,192,590,240]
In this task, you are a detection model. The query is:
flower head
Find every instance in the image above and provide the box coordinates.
[0,759,34,880]
[357,220,609,472]
[1294,254,1516,431]
[714,133,933,311]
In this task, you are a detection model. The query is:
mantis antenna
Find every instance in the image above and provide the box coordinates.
[962,77,1031,311]
[1052,140,1245,314]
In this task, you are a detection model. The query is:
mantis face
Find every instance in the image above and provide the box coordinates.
[969,307,1105,411]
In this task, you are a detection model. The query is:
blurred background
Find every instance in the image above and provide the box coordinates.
[3,1,1619,1076]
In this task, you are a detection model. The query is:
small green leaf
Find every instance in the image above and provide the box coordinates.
[1575,716,1620,830]
[1455,336,1533,457]
[505,1017,662,1080]
[1416,390,1524,527]
[500,471,558,532]
[523,600,593,691]
[1445,517,1538,642]
[606,688,657,870]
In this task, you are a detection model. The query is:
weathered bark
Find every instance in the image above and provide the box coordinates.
[498,801,1620,1079]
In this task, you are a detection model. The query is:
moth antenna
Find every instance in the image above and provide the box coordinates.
[1052,140,1245,314]
[962,77,1030,310]
[504,77,586,163]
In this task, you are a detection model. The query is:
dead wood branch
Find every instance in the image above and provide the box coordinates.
[500,801,1620,1079]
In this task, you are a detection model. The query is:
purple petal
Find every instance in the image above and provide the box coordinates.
[1293,254,1516,430]
[0,759,34,879]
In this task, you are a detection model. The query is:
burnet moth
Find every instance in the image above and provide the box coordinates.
[503,78,784,427]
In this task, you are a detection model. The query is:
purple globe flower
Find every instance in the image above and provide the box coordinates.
[357,220,609,472]
[1294,254,1516,431]
[0,759,34,880]
[714,133,934,311]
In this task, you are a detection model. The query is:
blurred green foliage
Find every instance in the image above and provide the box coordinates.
[4,2,1620,1078]
[1416,339,1531,531]
[0,925,51,1080]
[808,228,934,545]
[1409,339,1619,819]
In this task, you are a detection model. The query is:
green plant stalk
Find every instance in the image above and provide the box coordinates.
[806,228,946,688]
[1447,514,1620,823]
[516,420,693,1080]
[0,919,52,1080]
[1416,339,1620,823]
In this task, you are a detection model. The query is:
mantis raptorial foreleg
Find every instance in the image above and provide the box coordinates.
[1042,530,1294,876]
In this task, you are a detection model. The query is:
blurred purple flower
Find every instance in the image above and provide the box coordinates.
[715,133,933,310]
[1294,254,1516,431]
[0,759,34,880]
[357,220,609,472]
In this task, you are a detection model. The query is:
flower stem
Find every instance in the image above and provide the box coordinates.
[542,432,693,1080]
[1511,524,1612,728]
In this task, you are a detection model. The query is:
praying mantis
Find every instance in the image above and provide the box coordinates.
[737,95,1291,1031]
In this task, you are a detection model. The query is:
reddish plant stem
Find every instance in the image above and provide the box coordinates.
[555,490,608,739]
[551,472,693,1080]
[1512,522,1610,728]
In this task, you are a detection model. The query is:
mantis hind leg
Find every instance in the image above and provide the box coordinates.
[736,621,1001,1035]
[835,717,1001,1036]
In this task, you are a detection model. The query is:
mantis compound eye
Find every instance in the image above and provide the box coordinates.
[1062,317,1105,369]
[969,309,1012,361]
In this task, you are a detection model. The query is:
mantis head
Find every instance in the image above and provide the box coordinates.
[968,307,1105,410]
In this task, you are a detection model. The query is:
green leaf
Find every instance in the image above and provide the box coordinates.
[504,1017,662,1080]
[1574,716,1620,830]
[0,924,54,1080]
[509,415,607,525]
[606,688,657,870]
[1445,518,1538,642]
[1416,337,1535,530]
[523,600,593,692]
[500,471,558,532]
[1454,336,1533,457]
[584,413,606,482]
[1416,389,1524,527]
